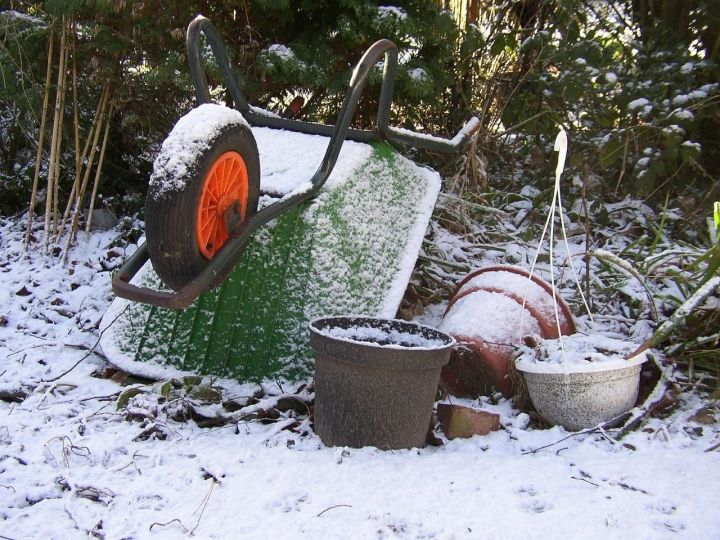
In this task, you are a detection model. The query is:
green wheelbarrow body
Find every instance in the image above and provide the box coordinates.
[101,132,441,381]
[102,15,476,382]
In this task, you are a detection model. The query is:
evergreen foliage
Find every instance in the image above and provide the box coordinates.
[0,0,461,215]
[473,0,720,204]
[0,0,718,216]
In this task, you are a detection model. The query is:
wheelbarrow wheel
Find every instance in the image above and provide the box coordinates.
[146,110,260,292]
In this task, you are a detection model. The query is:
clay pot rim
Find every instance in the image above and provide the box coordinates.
[444,285,571,339]
[451,265,576,334]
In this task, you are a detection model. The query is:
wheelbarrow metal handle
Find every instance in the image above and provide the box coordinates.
[113,16,480,309]
[185,15,479,153]
[112,220,255,310]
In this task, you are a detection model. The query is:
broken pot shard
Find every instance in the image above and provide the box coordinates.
[437,403,500,439]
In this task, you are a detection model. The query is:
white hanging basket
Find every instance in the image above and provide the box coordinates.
[516,352,648,431]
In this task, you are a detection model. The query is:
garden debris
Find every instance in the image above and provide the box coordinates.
[113,374,315,438]
[221,395,258,412]
[92,366,156,386]
[437,403,500,439]
[15,286,32,296]
[425,417,444,447]
[116,387,145,410]
[0,388,27,403]
[690,407,717,425]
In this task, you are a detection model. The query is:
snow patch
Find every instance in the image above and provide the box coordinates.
[149,103,250,198]
[671,108,694,120]
[388,116,480,148]
[253,127,371,197]
[378,5,408,19]
[265,43,297,61]
[515,333,649,373]
[407,67,428,81]
[455,267,569,325]
[628,98,650,111]
[440,290,542,348]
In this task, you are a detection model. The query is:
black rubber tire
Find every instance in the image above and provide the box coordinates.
[145,122,260,292]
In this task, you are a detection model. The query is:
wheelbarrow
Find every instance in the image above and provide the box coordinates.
[112,15,480,310]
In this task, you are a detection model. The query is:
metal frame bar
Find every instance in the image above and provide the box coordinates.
[113,15,479,309]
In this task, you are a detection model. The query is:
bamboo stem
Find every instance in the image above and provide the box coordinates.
[24,23,55,249]
[52,24,70,238]
[43,17,67,249]
[85,105,112,233]
[66,17,80,232]
[60,81,105,234]
[63,84,109,260]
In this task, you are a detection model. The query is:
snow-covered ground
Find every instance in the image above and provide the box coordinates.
[1,202,719,539]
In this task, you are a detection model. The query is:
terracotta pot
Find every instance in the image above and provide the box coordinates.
[449,265,575,337]
[440,266,575,398]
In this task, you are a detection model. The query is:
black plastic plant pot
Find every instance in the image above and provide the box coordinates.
[309,316,455,450]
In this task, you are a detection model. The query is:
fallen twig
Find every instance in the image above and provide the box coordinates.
[64,342,109,360]
[43,306,127,383]
[149,519,189,534]
[705,441,720,453]
[522,413,628,455]
[317,504,353,517]
[571,476,599,488]
[418,254,472,271]
[8,343,48,357]
[75,485,115,505]
[19,331,50,341]
[79,392,121,403]
[522,429,601,455]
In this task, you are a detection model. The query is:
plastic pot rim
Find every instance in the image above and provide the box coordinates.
[309,315,456,352]
[515,350,649,376]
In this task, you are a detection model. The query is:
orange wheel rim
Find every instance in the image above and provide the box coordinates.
[196,151,248,259]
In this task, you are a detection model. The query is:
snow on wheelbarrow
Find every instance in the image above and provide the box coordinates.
[100,15,479,383]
